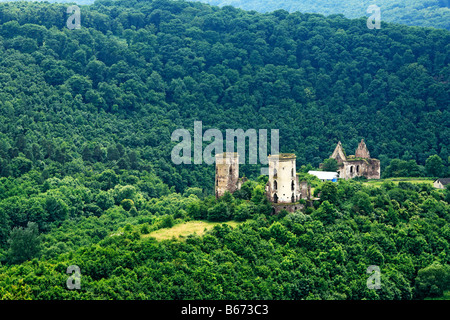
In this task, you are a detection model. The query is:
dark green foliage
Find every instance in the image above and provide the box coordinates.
[382,159,423,178]
[189,0,450,30]
[415,263,450,298]
[207,202,231,222]
[0,176,448,299]
[6,222,41,264]
[120,199,134,211]
[352,191,374,215]
[311,200,339,224]
[233,202,254,221]
[0,0,448,301]
[322,158,338,172]
[0,0,447,192]
[161,214,175,228]
[318,182,339,205]
[425,155,445,177]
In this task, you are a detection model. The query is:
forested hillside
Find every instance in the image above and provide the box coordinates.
[189,0,450,30]
[0,0,95,4]
[0,0,449,300]
[3,0,449,30]
[0,0,448,190]
[1,174,450,300]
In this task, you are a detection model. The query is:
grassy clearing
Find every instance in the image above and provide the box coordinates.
[362,177,435,188]
[142,220,243,241]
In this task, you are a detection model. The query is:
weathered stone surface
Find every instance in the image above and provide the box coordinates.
[355,139,371,159]
[299,181,311,200]
[330,140,380,179]
[330,141,346,164]
[339,159,380,179]
[215,152,240,199]
[265,154,302,204]
[271,203,305,215]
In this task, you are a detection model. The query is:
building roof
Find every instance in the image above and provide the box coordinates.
[308,171,339,180]
[331,141,346,163]
[435,178,450,185]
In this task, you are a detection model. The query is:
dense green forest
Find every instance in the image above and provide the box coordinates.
[0,0,449,300]
[3,0,450,30]
[0,0,95,4]
[1,174,450,299]
[0,0,448,189]
[189,0,450,30]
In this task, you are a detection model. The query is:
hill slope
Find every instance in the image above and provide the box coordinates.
[0,0,448,192]
[188,0,450,30]
[0,0,449,302]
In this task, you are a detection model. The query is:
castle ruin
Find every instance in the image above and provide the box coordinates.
[265,153,310,214]
[214,152,242,199]
[214,139,379,214]
[215,152,310,214]
[330,139,380,179]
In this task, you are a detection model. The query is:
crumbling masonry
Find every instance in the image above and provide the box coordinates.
[214,140,380,214]
[330,139,380,179]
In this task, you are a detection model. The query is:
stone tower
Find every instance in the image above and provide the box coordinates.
[265,153,301,204]
[215,152,240,199]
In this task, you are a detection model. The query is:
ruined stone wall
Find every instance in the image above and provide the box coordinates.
[355,139,371,159]
[215,152,240,198]
[299,181,311,200]
[272,203,305,215]
[339,159,380,179]
[332,140,380,180]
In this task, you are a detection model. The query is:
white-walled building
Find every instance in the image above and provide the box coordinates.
[308,170,339,182]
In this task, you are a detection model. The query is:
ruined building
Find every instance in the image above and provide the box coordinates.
[330,139,380,179]
[214,140,380,212]
[214,152,311,214]
[265,153,300,203]
[265,153,310,214]
[215,152,242,198]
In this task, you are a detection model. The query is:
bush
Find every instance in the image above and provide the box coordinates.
[161,215,175,228]
[121,199,134,211]
[140,223,150,234]
[234,203,253,221]
[415,263,450,299]
[207,202,231,222]
[322,158,338,171]
[6,222,41,264]
[187,200,208,220]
